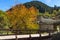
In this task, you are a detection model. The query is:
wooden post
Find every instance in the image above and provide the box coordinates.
[39,32,42,40]
[15,35,18,40]
[15,30,18,40]
[49,32,51,36]
[29,34,31,40]
[38,30,42,40]
[29,30,31,40]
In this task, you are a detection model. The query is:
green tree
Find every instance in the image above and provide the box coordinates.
[0,10,9,29]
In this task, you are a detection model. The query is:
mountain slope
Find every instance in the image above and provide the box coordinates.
[6,1,60,13]
[24,1,53,13]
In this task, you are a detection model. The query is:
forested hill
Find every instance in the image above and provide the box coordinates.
[24,1,53,13]
[6,1,60,13]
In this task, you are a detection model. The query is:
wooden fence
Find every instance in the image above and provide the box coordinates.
[0,29,57,40]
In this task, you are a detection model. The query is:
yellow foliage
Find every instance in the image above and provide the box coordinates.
[6,4,39,30]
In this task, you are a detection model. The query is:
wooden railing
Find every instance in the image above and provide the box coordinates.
[0,29,58,40]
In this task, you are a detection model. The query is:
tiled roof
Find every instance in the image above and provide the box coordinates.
[38,16,60,24]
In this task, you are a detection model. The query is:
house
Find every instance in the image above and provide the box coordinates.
[37,16,60,32]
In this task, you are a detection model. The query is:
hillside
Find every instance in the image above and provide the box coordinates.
[6,1,60,13]
[24,1,53,13]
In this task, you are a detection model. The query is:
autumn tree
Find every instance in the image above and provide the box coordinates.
[26,6,39,30]
[7,4,39,34]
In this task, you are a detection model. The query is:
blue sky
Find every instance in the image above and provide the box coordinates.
[0,0,60,11]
